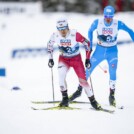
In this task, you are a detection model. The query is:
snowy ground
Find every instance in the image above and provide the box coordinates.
[0,12,134,134]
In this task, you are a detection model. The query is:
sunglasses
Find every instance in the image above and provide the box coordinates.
[57,26,68,31]
[104,15,113,19]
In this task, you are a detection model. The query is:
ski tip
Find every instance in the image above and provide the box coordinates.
[31,107,38,110]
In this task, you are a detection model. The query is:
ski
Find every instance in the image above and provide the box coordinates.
[90,108,115,114]
[31,100,60,104]
[31,100,90,104]
[31,106,114,113]
[31,106,81,110]
[31,100,124,110]
[100,108,115,113]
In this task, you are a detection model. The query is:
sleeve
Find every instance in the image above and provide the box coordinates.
[118,20,134,41]
[76,32,91,59]
[88,19,98,49]
[47,33,55,59]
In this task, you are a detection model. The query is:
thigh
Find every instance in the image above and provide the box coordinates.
[89,49,104,74]
[71,55,86,80]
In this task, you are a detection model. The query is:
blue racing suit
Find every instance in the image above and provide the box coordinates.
[86,19,134,89]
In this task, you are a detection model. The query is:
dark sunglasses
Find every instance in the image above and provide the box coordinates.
[104,15,113,19]
[57,26,68,31]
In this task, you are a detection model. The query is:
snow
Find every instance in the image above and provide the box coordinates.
[0,11,134,134]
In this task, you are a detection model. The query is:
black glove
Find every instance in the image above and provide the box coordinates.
[48,59,54,68]
[85,59,91,69]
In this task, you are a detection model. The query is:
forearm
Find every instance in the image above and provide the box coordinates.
[47,34,55,59]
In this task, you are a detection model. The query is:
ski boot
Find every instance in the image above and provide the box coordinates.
[59,90,69,107]
[109,89,116,107]
[89,96,101,110]
[69,85,82,102]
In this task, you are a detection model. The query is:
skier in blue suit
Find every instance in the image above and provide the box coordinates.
[69,5,134,107]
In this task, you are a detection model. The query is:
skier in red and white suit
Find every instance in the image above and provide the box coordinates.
[47,17,101,110]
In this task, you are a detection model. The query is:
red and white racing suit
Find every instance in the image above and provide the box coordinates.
[47,29,93,97]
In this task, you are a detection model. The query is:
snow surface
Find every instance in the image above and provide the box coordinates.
[0,12,134,134]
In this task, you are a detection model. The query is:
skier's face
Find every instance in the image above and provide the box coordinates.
[104,16,113,24]
[58,29,69,37]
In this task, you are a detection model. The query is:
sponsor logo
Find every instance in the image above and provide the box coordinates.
[102,28,113,34]
[60,39,71,46]
[106,9,112,13]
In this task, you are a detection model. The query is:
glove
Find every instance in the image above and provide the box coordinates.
[85,59,91,69]
[48,59,54,68]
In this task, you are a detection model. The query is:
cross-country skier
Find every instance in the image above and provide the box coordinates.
[69,5,134,107]
[47,17,101,110]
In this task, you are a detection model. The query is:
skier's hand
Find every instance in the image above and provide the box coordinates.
[85,59,91,69]
[48,59,54,68]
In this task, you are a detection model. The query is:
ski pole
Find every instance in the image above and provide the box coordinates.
[87,68,94,93]
[89,75,94,93]
[51,68,55,103]
[98,65,107,73]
